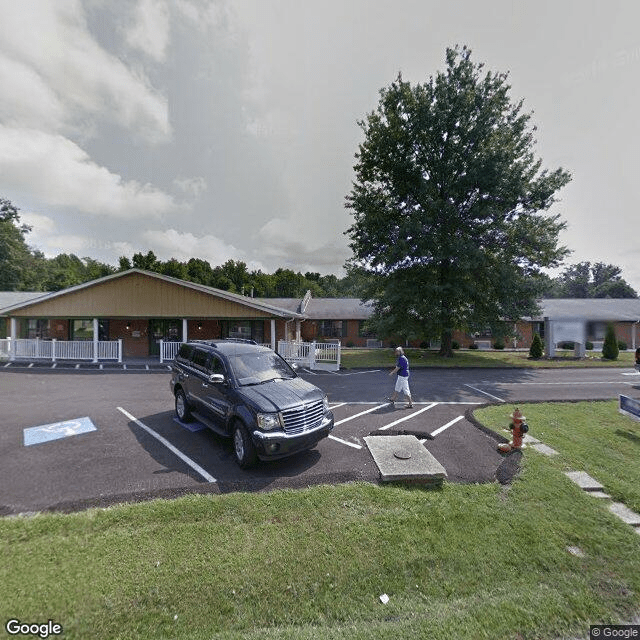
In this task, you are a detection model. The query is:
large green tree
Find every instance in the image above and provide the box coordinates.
[346,46,571,355]
[547,261,637,298]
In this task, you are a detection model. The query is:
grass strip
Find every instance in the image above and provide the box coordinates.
[340,348,637,369]
[2,433,639,639]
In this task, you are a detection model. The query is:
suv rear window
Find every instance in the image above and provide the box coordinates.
[177,343,194,361]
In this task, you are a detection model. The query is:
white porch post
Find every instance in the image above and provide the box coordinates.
[92,318,99,362]
[270,319,276,351]
[295,319,301,342]
[9,317,17,360]
[182,318,188,343]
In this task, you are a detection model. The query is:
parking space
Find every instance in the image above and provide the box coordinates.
[0,369,508,515]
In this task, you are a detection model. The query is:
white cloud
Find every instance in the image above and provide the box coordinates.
[142,228,263,269]
[125,0,171,62]
[0,126,179,218]
[173,176,208,199]
[0,0,170,142]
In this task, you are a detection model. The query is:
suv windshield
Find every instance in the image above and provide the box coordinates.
[228,350,296,386]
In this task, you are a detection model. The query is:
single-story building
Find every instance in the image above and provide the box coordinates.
[1,269,639,358]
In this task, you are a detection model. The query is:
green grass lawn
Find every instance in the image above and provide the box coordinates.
[340,347,637,369]
[2,402,639,639]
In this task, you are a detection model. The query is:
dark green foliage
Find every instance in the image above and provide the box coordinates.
[602,324,619,360]
[543,261,638,298]
[345,46,571,356]
[529,332,544,358]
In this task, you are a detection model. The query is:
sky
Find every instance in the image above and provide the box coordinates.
[1,0,639,290]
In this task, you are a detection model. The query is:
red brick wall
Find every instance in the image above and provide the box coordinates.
[110,319,149,358]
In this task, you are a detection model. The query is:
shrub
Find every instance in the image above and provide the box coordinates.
[469,343,479,350]
[452,340,460,350]
[493,339,505,350]
[585,341,593,351]
[529,333,543,359]
[602,324,619,360]
[618,340,627,351]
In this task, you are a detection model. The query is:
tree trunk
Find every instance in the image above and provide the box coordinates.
[439,328,454,357]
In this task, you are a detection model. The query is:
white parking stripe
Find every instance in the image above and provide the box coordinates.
[328,402,348,410]
[379,403,438,430]
[464,384,505,403]
[328,434,362,449]
[431,415,465,437]
[117,407,217,483]
[334,403,388,426]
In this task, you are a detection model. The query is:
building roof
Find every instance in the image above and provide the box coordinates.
[0,270,305,318]
[0,291,47,311]
[531,298,640,322]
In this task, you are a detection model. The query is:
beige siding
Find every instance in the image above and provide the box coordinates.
[9,272,273,318]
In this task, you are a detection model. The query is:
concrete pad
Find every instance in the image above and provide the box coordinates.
[564,471,604,491]
[587,491,612,499]
[364,435,447,484]
[522,434,541,444]
[531,443,559,456]
[608,502,640,527]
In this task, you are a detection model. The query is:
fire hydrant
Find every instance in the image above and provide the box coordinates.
[498,408,529,453]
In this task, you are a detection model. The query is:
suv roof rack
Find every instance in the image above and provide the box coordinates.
[190,338,258,347]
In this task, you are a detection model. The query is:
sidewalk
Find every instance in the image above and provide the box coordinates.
[1,357,172,372]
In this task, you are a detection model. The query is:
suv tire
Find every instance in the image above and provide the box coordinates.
[233,421,257,469]
[175,389,193,422]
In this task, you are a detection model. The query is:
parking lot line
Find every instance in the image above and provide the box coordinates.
[379,403,438,430]
[334,403,389,426]
[464,384,505,403]
[328,434,362,449]
[117,407,217,483]
[430,415,465,437]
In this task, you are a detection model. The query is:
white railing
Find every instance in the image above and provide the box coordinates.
[278,340,341,371]
[0,338,122,362]
[159,340,185,363]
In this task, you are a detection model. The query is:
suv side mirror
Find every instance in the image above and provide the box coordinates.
[208,373,225,384]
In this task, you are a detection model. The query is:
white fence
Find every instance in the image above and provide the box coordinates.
[0,338,122,362]
[160,339,341,371]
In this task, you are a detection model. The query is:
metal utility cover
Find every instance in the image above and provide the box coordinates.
[364,435,447,483]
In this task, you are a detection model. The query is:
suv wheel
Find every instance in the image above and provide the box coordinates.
[233,422,257,469]
[175,389,192,422]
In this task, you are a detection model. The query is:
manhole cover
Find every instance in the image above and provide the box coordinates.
[394,449,412,460]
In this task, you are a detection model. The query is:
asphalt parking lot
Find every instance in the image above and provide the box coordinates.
[0,367,509,515]
[3,364,638,515]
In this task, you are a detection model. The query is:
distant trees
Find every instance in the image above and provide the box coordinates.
[544,262,637,298]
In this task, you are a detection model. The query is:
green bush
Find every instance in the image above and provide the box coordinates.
[469,343,479,350]
[529,333,543,359]
[452,340,460,349]
[618,340,627,351]
[602,324,619,360]
[585,341,593,350]
[493,339,505,350]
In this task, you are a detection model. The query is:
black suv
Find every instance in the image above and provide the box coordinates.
[170,340,334,468]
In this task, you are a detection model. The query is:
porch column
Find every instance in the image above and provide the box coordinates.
[182,318,188,343]
[9,317,17,361]
[295,319,301,342]
[270,319,276,351]
[92,318,99,362]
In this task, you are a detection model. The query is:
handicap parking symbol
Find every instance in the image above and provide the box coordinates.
[24,417,97,446]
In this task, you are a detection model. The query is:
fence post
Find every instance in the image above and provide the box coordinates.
[52,339,56,362]
[118,339,123,363]
[10,337,15,361]
[310,341,317,370]
[159,339,164,364]
[337,341,341,370]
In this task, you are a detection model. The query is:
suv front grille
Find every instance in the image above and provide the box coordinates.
[281,400,324,435]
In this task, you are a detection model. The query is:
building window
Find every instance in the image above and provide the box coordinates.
[25,319,50,339]
[319,320,347,338]
[222,320,264,344]
[533,322,545,339]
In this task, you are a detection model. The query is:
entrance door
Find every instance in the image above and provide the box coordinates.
[148,319,182,356]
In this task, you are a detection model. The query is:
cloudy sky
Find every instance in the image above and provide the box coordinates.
[1,0,639,289]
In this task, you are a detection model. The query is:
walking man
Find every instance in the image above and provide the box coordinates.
[388,346,413,408]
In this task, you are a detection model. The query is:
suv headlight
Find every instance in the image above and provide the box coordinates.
[257,412,282,431]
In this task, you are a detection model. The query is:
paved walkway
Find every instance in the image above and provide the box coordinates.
[1,358,171,372]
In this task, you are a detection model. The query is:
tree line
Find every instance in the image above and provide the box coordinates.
[0,197,370,298]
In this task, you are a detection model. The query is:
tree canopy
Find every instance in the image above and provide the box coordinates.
[543,261,638,298]
[346,46,572,355]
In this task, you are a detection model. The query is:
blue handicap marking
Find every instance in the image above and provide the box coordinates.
[24,417,97,446]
